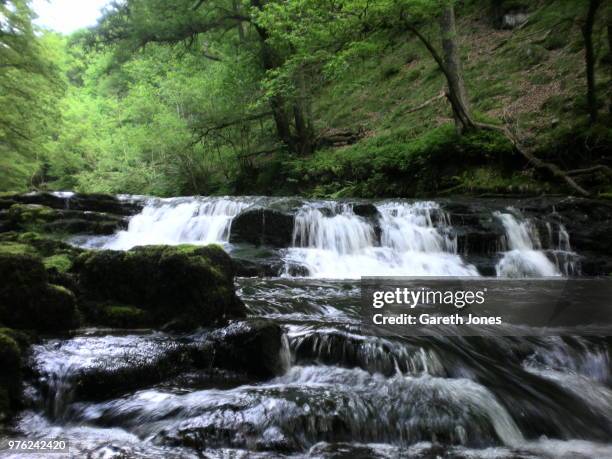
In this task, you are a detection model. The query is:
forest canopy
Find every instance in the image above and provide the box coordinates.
[1,0,611,197]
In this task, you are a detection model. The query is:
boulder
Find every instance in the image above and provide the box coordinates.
[33,320,285,404]
[81,302,150,329]
[73,245,245,329]
[197,319,287,378]
[352,203,379,219]
[0,246,80,332]
[230,208,294,247]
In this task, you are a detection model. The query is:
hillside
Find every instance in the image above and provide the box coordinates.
[1,0,610,198]
[279,1,612,198]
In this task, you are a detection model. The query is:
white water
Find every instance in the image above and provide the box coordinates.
[89,197,576,279]
[103,197,253,250]
[494,210,577,278]
[284,201,477,278]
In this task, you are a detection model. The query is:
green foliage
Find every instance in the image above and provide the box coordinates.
[1,0,609,197]
[285,125,517,197]
[0,1,63,191]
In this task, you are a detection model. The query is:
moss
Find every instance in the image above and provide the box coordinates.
[99,305,148,328]
[7,204,58,225]
[0,242,38,257]
[454,167,547,194]
[74,244,244,329]
[0,251,79,332]
[43,254,73,273]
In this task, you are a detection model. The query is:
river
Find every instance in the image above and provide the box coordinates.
[3,196,611,458]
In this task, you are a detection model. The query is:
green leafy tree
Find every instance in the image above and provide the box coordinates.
[0,0,63,190]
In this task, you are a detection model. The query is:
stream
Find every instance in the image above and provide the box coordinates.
[3,196,611,458]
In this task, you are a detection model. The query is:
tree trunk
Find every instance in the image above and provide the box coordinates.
[292,69,314,154]
[582,0,601,125]
[439,4,474,133]
[606,3,612,115]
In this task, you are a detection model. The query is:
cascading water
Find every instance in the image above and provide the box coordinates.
[103,197,254,250]
[13,196,612,458]
[495,209,579,277]
[284,201,478,278]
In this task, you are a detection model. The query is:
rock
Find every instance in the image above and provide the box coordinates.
[73,245,245,329]
[229,245,286,277]
[489,1,529,29]
[83,303,150,329]
[230,208,294,247]
[42,218,124,235]
[32,334,191,403]
[8,192,142,216]
[198,319,288,379]
[33,320,284,404]
[0,245,80,332]
[2,204,127,235]
[232,257,283,277]
[352,203,379,218]
[0,330,22,421]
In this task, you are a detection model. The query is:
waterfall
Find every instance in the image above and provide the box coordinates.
[283,202,478,278]
[78,196,580,279]
[104,197,253,250]
[494,210,578,278]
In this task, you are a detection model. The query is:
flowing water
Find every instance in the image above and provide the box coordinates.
[5,196,610,458]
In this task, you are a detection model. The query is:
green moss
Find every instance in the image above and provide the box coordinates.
[454,167,546,194]
[100,305,148,328]
[285,124,518,198]
[74,244,244,329]
[0,250,79,332]
[43,254,73,273]
[0,242,38,257]
[7,204,57,224]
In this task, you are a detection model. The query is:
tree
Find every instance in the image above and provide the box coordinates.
[92,0,314,155]
[0,0,62,190]
[582,0,601,125]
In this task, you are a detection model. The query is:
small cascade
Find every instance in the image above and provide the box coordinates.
[495,210,579,277]
[104,197,253,250]
[284,201,477,278]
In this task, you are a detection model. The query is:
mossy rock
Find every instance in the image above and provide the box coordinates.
[1,202,126,235]
[0,242,38,257]
[0,251,79,332]
[6,204,58,227]
[0,330,22,420]
[0,232,84,273]
[84,303,149,328]
[43,254,73,273]
[73,244,245,329]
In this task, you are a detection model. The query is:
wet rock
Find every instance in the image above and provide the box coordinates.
[230,245,285,277]
[232,257,283,277]
[42,217,125,235]
[8,192,142,216]
[352,203,379,219]
[32,334,191,403]
[230,208,294,247]
[2,203,127,235]
[195,319,287,379]
[73,245,245,329]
